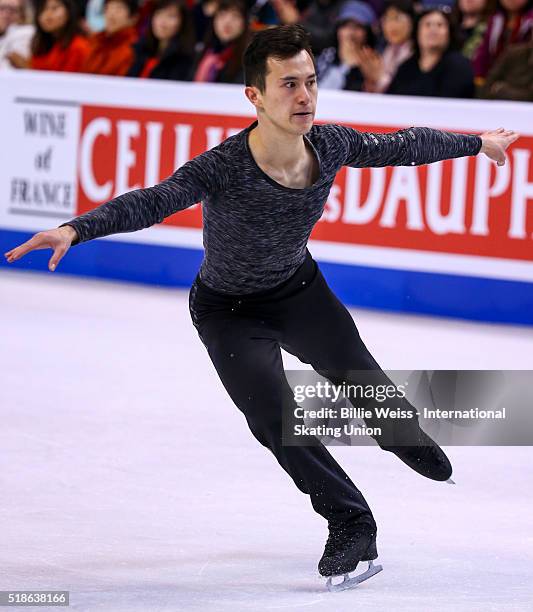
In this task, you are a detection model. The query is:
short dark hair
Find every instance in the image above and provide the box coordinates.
[243,25,316,92]
[104,0,140,16]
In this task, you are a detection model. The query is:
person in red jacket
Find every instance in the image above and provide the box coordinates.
[83,0,139,75]
[30,0,90,72]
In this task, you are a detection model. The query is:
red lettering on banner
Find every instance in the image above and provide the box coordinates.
[77,106,250,228]
[77,107,533,261]
[316,136,533,261]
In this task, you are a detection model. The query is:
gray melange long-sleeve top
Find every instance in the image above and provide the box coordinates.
[60,120,481,294]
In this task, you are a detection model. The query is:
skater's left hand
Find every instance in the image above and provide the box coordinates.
[480,128,519,166]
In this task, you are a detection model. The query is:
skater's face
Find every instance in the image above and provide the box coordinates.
[245,50,317,136]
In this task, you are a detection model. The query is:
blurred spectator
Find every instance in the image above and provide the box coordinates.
[27,0,90,71]
[192,0,217,41]
[127,0,195,79]
[316,0,376,91]
[416,0,455,8]
[472,0,533,80]
[248,0,284,29]
[252,0,315,30]
[83,0,138,74]
[388,7,475,97]
[452,0,493,59]
[269,0,298,25]
[479,30,533,99]
[193,0,249,83]
[0,0,22,35]
[0,0,35,69]
[365,0,414,92]
[76,0,89,17]
[299,0,344,54]
[135,0,155,36]
[85,0,106,31]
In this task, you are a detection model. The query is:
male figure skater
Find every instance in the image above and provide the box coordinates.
[5,25,518,590]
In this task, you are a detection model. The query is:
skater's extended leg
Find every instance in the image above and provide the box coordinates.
[278,265,453,482]
[273,263,452,580]
[190,294,373,523]
[189,260,379,582]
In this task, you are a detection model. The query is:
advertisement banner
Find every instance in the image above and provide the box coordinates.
[1,72,532,323]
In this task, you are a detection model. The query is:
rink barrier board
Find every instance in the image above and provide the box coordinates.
[2,73,533,325]
[2,228,532,326]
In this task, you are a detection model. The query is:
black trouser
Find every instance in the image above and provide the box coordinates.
[189,250,412,523]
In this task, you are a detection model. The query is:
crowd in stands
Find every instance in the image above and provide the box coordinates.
[0,0,531,100]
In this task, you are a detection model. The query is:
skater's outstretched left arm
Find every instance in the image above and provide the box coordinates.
[4,147,228,272]
[330,124,519,169]
[57,147,228,246]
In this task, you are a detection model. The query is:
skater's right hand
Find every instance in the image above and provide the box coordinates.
[480,128,519,166]
[4,225,78,272]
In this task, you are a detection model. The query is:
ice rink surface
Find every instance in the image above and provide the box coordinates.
[2,267,532,612]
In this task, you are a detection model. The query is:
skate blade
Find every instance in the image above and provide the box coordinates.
[446,478,456,485]
[326,560,383,592]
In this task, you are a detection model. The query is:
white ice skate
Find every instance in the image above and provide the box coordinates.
[326,559,383,592]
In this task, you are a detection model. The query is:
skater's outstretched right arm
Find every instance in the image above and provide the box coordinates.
[4,148,227,272]
[330,124,519,169]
